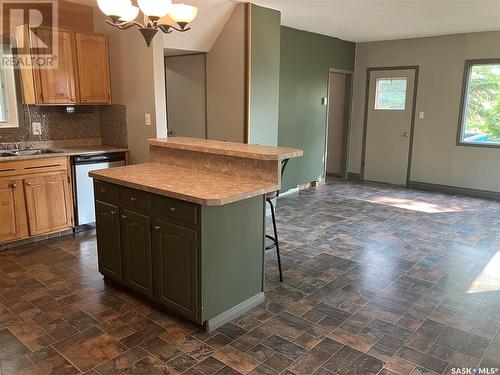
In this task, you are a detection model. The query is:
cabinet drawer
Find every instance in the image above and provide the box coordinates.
[119,187,150,210]
[152,195,198,225]
[94,180,118,202]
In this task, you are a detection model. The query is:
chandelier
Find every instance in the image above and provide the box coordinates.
[97,0,198,47]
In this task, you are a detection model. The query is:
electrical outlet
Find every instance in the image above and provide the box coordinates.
[145,113,151,126]
[32,122,42,135]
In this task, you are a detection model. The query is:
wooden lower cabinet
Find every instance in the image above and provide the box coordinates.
[152,218,198,321]
[120,209,154,297]
[0,177,28,243]
[95,201,121,281]
[24,172,73,236]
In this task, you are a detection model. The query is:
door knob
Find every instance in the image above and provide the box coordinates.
[403,132,409,138]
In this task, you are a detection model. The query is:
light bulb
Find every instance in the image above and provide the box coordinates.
[97,0,129,17]
[119,4,139,21]
[138,0,171,18]
[169,3,198,23]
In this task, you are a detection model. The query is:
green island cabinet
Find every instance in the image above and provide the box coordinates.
[93,179,265,328]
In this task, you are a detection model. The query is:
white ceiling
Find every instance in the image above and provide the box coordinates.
[247,0,500,42]
[72,0,500,43]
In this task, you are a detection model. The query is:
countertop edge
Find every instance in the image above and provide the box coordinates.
[149,138,303,161]
[90,172,277,206]
[0,146,129,163]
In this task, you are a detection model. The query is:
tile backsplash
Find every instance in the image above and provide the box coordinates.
[0,104,127,148]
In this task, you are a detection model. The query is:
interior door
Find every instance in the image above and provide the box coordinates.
[75,32,111,104]
[364,68,416,185]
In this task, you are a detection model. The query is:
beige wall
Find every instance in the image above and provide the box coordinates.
[165,54,206,138]
[94,11,167,164]
[206,3,246,142]
[350,31,500,192]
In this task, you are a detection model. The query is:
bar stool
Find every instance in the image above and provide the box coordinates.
[265,159,289,282]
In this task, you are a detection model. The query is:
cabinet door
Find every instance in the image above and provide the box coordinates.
[35,29,77,104]
[95,201,121,281]
[75,32,111,104]
[152,218,198,320]
[0,178,28,244]
[120,209,153,297]
[24,172,73,236]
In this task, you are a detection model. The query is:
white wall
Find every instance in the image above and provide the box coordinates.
[94,11,167,164]
[350,31,500,193]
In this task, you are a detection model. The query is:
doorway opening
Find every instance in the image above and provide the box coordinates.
[325,69,353,178]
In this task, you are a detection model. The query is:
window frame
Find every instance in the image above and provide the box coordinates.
[374,76,408,111]
[0,64,20,128]
[457,58,500,149]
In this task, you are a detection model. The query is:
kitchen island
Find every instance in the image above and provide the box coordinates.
[90,138,302,331]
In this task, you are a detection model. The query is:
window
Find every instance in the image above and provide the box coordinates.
[458,60,500,146]
[0,56,19,128]
[374,77,407,110]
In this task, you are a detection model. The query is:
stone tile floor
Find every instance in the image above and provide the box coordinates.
[0,178,499,374]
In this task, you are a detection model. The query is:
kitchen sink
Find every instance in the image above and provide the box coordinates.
[0,149,64,157]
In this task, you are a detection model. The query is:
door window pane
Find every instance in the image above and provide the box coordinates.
[375,77,407,110]
[460,63,500,146]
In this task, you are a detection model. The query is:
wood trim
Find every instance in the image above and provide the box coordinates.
[244,2,252,144]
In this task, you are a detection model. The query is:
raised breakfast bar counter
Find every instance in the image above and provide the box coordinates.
[90,138,302,331]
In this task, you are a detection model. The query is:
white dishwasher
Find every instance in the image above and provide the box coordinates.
[72,153,125,226]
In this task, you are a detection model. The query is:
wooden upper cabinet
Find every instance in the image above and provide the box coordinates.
[36,29,77,104]
[0,178,28,243]
[24,172,73,236]
[75,32,111,104]
[18,28,111,105]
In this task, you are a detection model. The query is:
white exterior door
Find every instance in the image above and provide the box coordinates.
[364,68,416,185]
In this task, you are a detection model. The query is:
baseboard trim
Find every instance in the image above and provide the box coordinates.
[408,181,500,200]
[347,172,361,180]
[205,292,265,332]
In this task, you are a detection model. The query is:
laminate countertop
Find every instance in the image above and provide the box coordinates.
[149,137,303,160]
[0,145,128,163]
[90,162,277,206]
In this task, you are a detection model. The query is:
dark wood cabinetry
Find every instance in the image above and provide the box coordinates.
[94,181,200,321]
[121,209,153,297]
[95,201,121,281]
[152,219,198,321]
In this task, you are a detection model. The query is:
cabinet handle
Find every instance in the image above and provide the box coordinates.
[100,188,107,193]
[71,97,76,102]
[82,98,87,102]
[130,196,137,202]
[169,207,176,212]
[154,225,161,231]
[26,182,32,186]
[110,210,117,215]
[121,214,127,220]
[8,183,16,189]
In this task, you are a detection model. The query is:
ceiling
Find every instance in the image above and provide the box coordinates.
[247,0,500,42]
[73,0,500,43]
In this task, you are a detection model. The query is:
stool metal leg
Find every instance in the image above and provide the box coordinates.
[266,198,283,282]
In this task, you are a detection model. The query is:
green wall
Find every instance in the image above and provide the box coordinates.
[249,4,281,146]
[278,27,356,191]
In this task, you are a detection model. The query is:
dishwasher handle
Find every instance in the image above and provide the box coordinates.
[73,152,125,165]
